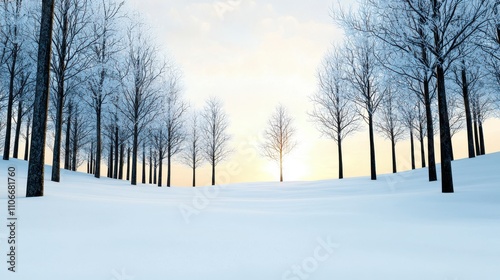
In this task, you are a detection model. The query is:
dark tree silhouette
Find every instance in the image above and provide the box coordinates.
[310,48,359,179]
[344,37,383,180]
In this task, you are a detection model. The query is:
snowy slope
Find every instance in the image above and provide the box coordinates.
[0,154,499,280]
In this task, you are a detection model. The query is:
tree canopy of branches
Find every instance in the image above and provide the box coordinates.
[84,0,123,179]
[376,83,405,173]
[201,97,231,186]
[118,23,164,185]
[181,113,203,187]
[50,0,95,182]
[310,48,359,179]
[262,105,296,182]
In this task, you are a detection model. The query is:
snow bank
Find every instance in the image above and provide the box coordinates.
[0,153,499,279]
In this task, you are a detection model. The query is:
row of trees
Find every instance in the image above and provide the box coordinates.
[0,0,233,197]
[2,0,498,195]
[310,0,499,193]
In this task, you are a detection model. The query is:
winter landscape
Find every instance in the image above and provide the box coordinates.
[1,153,500,279]
[1,0,500,279]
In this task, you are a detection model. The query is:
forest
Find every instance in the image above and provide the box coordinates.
[0,0,498,197]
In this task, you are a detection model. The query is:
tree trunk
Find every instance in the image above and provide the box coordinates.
[95,103,102,178]
[279,149,283,182]
[113,126,118,179]
[419,120,426,168]
[26,0,56,197]
[119,143,124,180]
[435,62,454,193]
[131,122,138,185]
[192,166,196,187]
[64,102,72,170]
[108,138,113,178]
[154,156,157,185]
[410,129,415,170]
[51,84,65,182]
[211,156,216,185]
[473,116,480,156]
[71,114,78,171]
[423,77,437,181]
[3,43,18,161]
[338,133,343,179]
[391,136,397,173]
[479,120,485,155]
[148,148,152,184]
[126,146,130,181]
[167,145,171,187]
[13,100,23,158]
[158,156,163,187]
[90,141,94,174]
[24,115,31,161]
[368,113,377,180]
[461,67,475,158]
[142,142,146,184]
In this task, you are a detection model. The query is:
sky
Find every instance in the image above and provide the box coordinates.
[122,0,500,186]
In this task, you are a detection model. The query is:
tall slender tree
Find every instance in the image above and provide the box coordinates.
[376,84,405,173]
[118,23,164,185]
[262,105,296,182]
[310,47,359,179]
[181,113,203,187]
[201,97,231,185]
[163,73,187,187]
[344,36,383,180]
[50,0,94,182]
[85,0,123,179]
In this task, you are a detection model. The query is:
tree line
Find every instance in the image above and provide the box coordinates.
[310,0,499,193]
[0,0,232,197]
[1,0,499,196]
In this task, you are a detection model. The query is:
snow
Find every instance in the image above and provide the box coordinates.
[0,154,500,280]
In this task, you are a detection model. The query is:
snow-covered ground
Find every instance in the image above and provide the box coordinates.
[0,154,499,280]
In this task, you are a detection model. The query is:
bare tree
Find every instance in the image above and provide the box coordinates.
[2,0,33,160]
[181,113,203,187]
[26,0,56,197]
[310,48,359,179]
[447,93,465,160]
[201,97,231,185]
[472,88,493,156]
[85,0,123,179]
[398,91,419,170]
[118,23,164,185]
[163,73,187,187]
[404,0,493,193]
[357,0,439,182]
[151,125,166,187]
[262,105,296,182]
[344,36,383,180]
[376,84,405,173]
[50,0,94,182]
